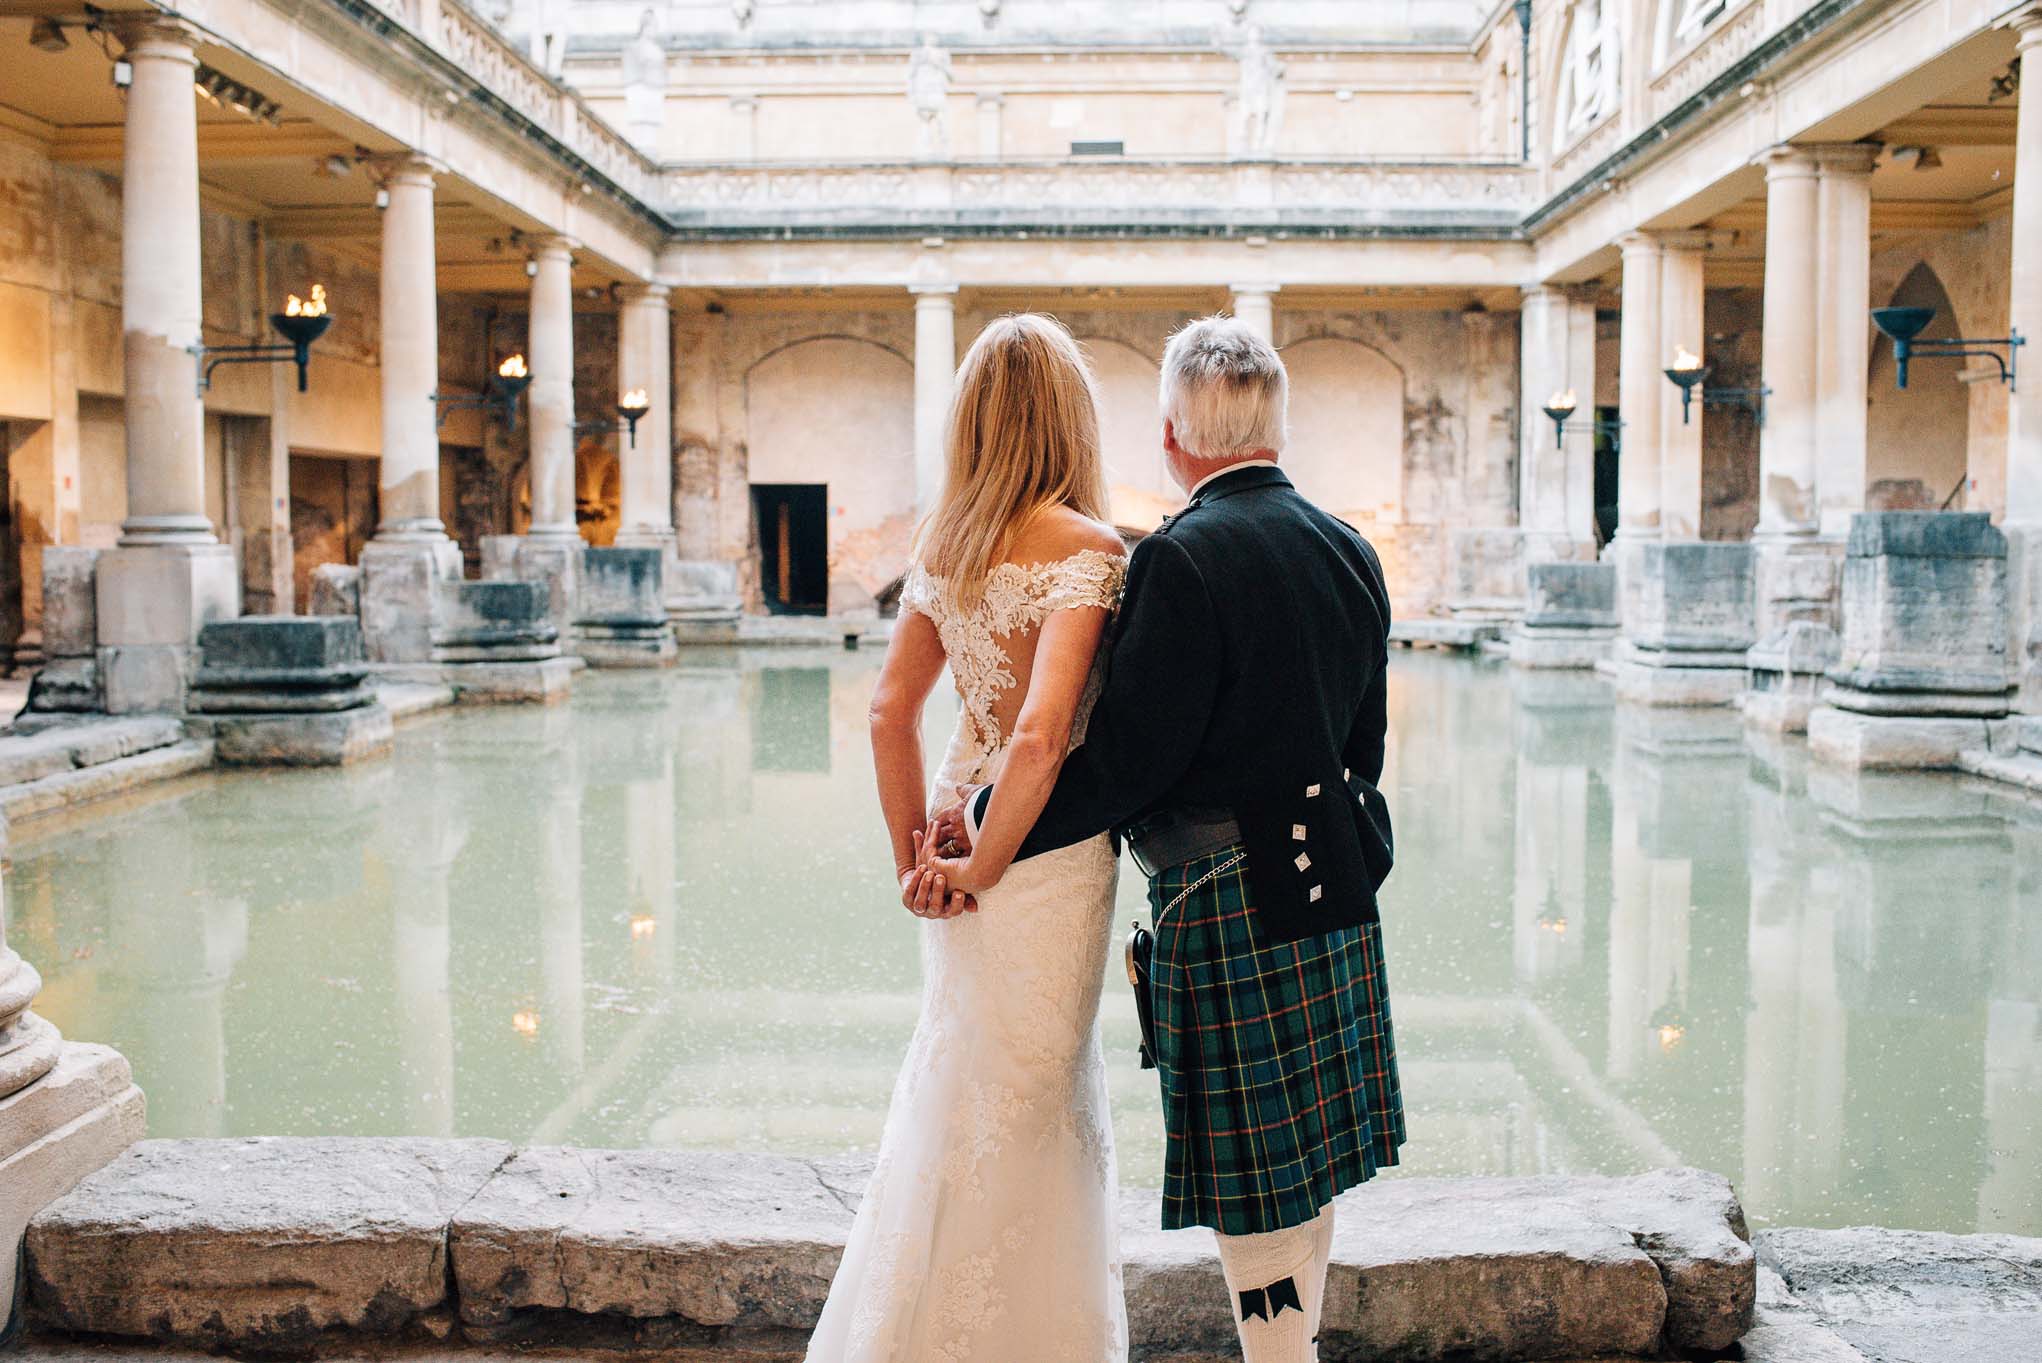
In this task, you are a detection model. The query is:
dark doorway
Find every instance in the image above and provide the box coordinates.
[752,483,828,614]
[1593,404,1620,548]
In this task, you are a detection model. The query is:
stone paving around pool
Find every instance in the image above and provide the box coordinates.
[19,1137,1758,1361]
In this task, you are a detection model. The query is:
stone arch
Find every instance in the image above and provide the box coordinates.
[1279,336,1407,525]
[1651,0,1732,72]
[744,335,916,606]
[1866,262,1971,511]
[1075,334,1169,531]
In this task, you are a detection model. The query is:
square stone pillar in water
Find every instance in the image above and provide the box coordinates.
[93,544,239,714]
[667,560,743,644]
[1809,512,2016,769]
[1509,562,1617,670]
[1612,541,1756,706]
[25,547,103,713]
[358,539,463,665]
[575,547,677,668]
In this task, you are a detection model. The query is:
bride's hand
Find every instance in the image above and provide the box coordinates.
[922,850,999,898]
[904,831,977,919]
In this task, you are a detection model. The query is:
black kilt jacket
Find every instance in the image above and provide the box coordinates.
[989,462,1394,942]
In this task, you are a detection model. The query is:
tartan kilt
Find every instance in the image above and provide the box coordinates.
[1146,843,1406,1236]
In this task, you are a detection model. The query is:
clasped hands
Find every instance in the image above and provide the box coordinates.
[899,801,982,920]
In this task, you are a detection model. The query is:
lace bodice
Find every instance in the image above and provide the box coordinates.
[900,548,1127,792]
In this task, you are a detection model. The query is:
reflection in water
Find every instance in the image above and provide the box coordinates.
[10,650,2040,1234]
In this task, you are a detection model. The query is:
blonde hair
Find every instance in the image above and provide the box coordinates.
[913,314,1109,608]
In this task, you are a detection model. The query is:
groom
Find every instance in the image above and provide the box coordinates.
[925,315,1405,1363]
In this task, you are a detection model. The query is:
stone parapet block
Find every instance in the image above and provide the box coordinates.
[1830,511,2014,707]
[432,581,562,663]
[26,1139,1755,1359]
[577,547,668,629]
[1807,706,1992,770]
[1522,561,1618,629]
[27,1138,516,1353]
[1616,540,1757,654]
[191,705,394,767]
[37,549,102,661]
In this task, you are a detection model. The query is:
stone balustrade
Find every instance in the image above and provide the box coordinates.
[665,157,1534,232]
[24,1137,1755,1360]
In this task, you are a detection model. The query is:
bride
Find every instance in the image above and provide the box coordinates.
[804,313,1131,1362]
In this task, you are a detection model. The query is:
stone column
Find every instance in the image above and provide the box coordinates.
[360,155,462,665]
[1657,234,1709,541]
[1616,233,1665,541]
[1757,146,1823,541]
[1229,284,1278,344]
[614,284,675,555]
[2006,8,2042,714]
[911,286,958,515]
[1518,285,1599,560]
[1814,144,1880,541]
[526,235,580,541]
[96,16,237,712]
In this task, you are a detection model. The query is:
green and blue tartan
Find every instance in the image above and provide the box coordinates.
[1146,843,1406,1236]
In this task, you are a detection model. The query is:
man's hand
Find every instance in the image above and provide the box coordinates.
[925,798,974,860]
[901,829,977,919]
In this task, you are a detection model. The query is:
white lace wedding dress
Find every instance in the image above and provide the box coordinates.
[804,549,1130,1363]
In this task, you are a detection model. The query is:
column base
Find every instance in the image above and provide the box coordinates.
[1741,619,1843,735]
[2005,523,2042,716]
[1,1041,148,1334]
[1808,704,1995,771]
[93,543,239,714]
[359,538,462,666]
[666,559,744,642]
[1611,641,1749,707]
[576,626,679,668]
[1752,533,1843,641]
[481,535,583,642]
[1508,625,1616,671]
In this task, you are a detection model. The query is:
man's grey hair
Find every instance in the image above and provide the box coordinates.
[1158,315,1289,463]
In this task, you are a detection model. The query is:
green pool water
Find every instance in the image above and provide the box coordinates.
[11,649,2039,1235]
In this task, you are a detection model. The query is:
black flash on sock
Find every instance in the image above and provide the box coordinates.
[1238,1276,1302,1322]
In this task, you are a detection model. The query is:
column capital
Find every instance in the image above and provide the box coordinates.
[527,233,578,263]
[1809,142,1882,176]
[367,152,445,188]
[1228,282,1281,298]
[1616,231,1665,257]
[618,281,672,306]
[1649,229,1719,254]
[114,13,201,58]
[1756,143,1822,179]
[2001,2,2042,38]
[909,284,959,303]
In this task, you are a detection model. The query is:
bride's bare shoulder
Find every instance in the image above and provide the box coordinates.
[1007,506,1127,568]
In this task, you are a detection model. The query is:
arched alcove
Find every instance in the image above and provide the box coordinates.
[1076,335,1168,531]
[745,336,915,607]
[1867,262,1971,511]
[576,441,621,545]
[1280,336,1406,525]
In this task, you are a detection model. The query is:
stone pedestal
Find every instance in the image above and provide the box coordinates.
[576,547,676,667]
[1809,512,2015,769]
[358,539,463,665]
[94,543,239,714]
[422,580,574,703]
[1510,562,1617,670]
[185,616,393,766]
[1613,541,1756,706]
[1742,620,1839,734]
[3,810,147,1334]
[22,548,102,714]
[482,534,583,644]
[1446,527,1526,622]
[667,559,743,644]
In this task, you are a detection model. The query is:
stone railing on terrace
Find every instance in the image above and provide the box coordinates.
[663,156,1534,234]
[1646,0,1773,121]
[350,0,659,206]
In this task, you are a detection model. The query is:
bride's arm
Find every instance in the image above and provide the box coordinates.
[925,603,1110,894]
[869,608,949,895]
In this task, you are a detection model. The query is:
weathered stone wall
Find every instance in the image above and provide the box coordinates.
[673,299,1518,619]
[1869,218,2013,518]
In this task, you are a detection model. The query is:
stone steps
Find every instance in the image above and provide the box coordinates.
[23,1138,1754,1362]
[1389,618,1508,650]
[0,719,214,824]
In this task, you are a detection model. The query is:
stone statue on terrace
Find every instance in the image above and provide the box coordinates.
[1235,25,1286,156]
[622,8,668,152]
[908,35,952,160]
